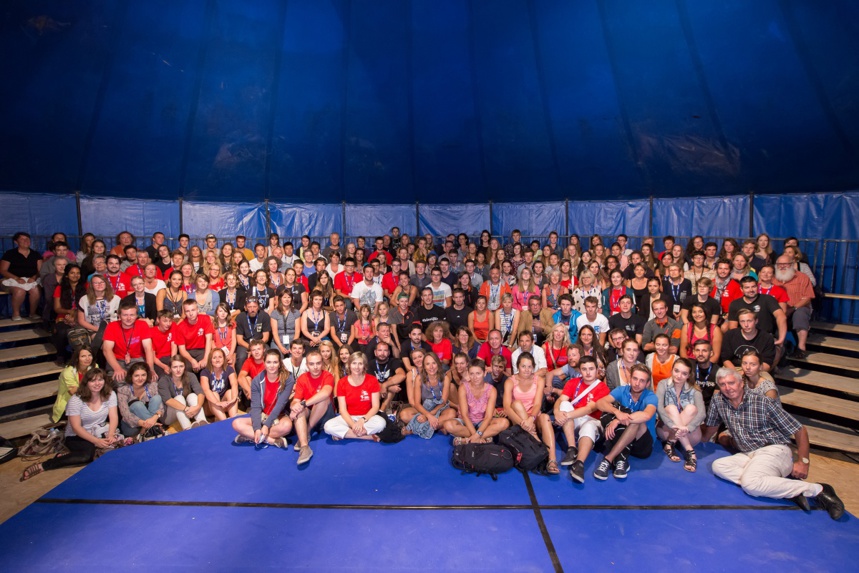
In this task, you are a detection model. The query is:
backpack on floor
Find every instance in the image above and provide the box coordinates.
[451,443,514,480]
[498,426,549,473]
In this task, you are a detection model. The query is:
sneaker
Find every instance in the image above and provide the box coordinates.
[272,437,289,449]
[593,458,612,481]
[297,445,314,465]
[569,460,585,483]
[560,447,578,467]
[293,441,301,451]
[11,316,22,322]
[613,458,629,479]
[233,435,253,445]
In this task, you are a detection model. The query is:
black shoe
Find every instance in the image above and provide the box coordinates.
[793,349,808,360]
[815,483,845,521]
[560,447,578,467]
[789,494,811,512]
[593,458,612,481]
[569,460,585,483]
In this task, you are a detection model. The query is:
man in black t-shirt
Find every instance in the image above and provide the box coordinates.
[234,297,272,370]
[680,277,721,325]
[367,341,406,410]
[415,287,446,330]
[328,296,357,349]
[692,339,719,412]
[728,276,787,342]
[445,288,472,332]
[607,295,645,345]
[720,309,776,371]
[401,323,433,371]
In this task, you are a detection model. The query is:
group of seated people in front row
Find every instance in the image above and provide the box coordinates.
[4,227,842,521]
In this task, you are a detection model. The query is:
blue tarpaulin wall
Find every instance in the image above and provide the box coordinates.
[567,200,650,241]
[345,204,417,239]
[0,192,78,239]
[418,204,490,239]
[492,202,566,243]
[181,201,266,243]
[269,203,342,241]
[79,196,180,242]
[652,196,751,240]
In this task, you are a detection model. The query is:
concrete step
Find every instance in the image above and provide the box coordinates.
[0,328,50,344]
[789,351,859,375]
[778,386,859,423]
[811,321,859,337]
[0,380,57,409]
[0,343,56,363]
[0,362,63,387]
[774,367,859,397]
[0,412,55,441]
[0,316,41,329]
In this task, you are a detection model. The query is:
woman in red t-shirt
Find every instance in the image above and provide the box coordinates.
[323,352,386,441]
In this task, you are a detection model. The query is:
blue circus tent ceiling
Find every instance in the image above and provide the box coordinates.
[0,0,857,204]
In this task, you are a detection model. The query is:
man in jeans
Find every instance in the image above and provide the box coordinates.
[593,364,657,480]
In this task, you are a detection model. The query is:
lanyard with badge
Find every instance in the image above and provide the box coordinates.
[336,313,348,344]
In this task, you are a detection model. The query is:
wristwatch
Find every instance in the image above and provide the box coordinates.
[476,430,484,437]
[801,457,810,464]
[300,400,307,408]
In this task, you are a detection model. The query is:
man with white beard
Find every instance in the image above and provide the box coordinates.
[772,255,815,359]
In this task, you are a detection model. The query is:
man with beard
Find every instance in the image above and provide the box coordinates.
[773,255,815,359]
[367,341,406,411]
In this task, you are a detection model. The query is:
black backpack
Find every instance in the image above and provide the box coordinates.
[498,426,549,473]
[451,443,515,480]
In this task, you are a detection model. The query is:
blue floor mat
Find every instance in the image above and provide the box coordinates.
[0,503,555,572]
[42,419,532,506]
[541,508,859,572]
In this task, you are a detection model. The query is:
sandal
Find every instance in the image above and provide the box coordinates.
[546,460,560,475]
[20,463,44,482]
[452,437,465,446]
[663,440,681,462]
[684,449,697,473]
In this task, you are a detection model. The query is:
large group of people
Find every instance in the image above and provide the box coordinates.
[2,226,843,520]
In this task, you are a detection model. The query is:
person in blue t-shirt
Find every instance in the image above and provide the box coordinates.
[592,363,657,481]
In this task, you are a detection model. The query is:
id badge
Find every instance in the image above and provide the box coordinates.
[282,334,291,344]
[311,331,320,338]
[221,346,229,354]
[340,332,348,344]
[673,304,680,315]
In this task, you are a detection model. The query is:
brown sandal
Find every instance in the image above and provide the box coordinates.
[20,463,44,482]
[546,460,560,475]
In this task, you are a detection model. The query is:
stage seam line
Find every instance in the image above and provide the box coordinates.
[33,498,810,512]
[522,472,564,573]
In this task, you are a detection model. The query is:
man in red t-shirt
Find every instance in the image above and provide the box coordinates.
[334,258,359,306]
[149,309,176,377]
[104,255,130,298]
[553,356,610,483]
[476,329,513,375]
[238,340,267,404]
[174,299,213,372]
[289,349,335,465]
[102,301,155,383]
[710,260,743,328]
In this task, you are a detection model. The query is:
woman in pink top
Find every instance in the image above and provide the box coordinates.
[443,359,509,446]
[504,353,559,474]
